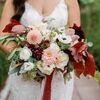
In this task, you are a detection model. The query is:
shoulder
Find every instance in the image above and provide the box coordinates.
[5,0,13,4]
[4,0,14,8]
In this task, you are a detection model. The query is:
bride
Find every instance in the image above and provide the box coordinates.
[0,0,80,100]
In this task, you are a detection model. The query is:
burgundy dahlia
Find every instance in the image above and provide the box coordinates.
[32,47,43,60]
[26,43,43,60]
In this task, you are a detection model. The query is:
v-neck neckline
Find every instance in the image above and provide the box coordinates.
[25,0,63,18]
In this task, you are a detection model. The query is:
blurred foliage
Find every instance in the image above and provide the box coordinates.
[79,0,94,6]
[0,51,9,87]
[0,3,3,16]
[80,0,100,71]
[95,71,100,84]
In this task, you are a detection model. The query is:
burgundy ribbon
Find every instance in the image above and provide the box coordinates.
[42,73,53,100]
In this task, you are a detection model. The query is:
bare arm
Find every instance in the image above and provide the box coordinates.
[0,0,17,53]
[65,0,80,27]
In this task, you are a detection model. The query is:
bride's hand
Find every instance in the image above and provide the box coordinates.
[0,32,18,54]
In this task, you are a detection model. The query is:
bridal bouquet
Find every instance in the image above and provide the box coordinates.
[0,19,95,100]
[0,20,95,82]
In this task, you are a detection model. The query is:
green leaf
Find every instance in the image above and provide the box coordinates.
[50,31,56,39]
[57,41,70,50]
[3,38,15,45]
[0,35,11,41]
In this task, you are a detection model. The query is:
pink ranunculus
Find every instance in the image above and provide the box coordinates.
[42,47,58,65]
[26,30,42,45]
[66,28,79,43]
[66,28,75,35]
[71,35,79,42]
[11,25,26,33]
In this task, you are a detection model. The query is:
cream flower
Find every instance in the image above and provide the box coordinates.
[26,30,42,45]
[19,47,32,61]
[37,61,55,75]
[55,51,69,70]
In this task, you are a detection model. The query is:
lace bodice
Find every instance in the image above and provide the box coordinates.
[8,0,74,100]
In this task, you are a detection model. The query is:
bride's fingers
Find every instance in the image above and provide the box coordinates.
[0,41,18,54]
[0,32,12,37]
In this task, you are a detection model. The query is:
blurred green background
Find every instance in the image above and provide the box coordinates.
[0,0,100,88]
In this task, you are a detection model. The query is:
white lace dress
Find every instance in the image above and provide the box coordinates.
[8,0,74,100]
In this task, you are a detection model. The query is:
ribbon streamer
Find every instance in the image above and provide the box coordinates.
[42,73,53,100]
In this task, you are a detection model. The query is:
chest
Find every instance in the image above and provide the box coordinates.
[20,0,68,28]
[27,0,60,16]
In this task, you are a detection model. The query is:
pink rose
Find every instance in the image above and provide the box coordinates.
[66,28,75,35]
[26,30,42,45]
[11,25,25,33]
[66,28,79,42]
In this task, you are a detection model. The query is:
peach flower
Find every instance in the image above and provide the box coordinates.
[26,30,42,45]
[42,43,60,65]
[42,47,58,65]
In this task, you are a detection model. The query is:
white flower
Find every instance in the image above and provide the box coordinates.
[58,34,72,44]
[42,30,50,40]
[87,42,93,47]
[36,22,51,40]
[19,62,35,73]
[37,22,48,32]
[55,51,69,70]
[19,47,32,61]
[37,61,55,75]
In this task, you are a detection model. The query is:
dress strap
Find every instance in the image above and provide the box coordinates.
[60,0,67,7]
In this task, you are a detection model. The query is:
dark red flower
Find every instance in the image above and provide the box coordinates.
[71,24,85,41]
[32,47,43,60]
[26,44,43,60]
[3,19,21,33]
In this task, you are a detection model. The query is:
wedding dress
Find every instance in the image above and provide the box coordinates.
[7,0,74,100]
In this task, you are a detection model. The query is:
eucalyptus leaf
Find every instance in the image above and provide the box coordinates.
[0,39,7,44]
